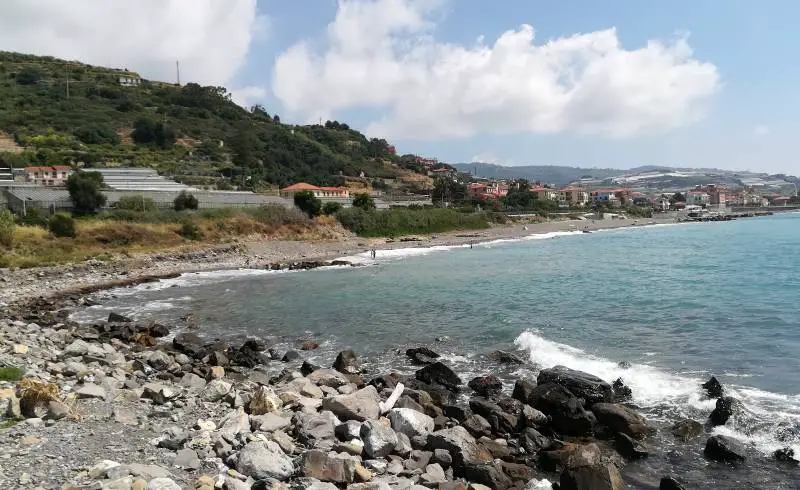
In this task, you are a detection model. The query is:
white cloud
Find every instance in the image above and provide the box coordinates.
[0,0,261,86]
[273,0,720,140]
[231,86,267,108]
[753,125,770,136]
[471,152,502,164]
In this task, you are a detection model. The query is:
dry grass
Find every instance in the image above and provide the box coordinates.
[16,378,82,421]
[0,207,338,269]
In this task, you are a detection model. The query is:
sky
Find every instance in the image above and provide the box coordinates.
[0,0,798,174]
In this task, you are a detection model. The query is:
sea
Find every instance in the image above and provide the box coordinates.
[72,212,800,488]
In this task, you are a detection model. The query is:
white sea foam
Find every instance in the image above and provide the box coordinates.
[96,268,290,298]
[514,329,800,455]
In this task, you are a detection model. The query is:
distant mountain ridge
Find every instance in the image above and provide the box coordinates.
[453,162,799,192]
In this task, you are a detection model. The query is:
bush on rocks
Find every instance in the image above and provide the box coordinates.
[49,213,76,238]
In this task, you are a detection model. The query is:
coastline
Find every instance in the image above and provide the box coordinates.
[0,216,689,306]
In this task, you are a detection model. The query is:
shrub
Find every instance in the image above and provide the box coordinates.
[0,209,15,247]
[173,191,198,211]
[180,219,202,240]
[67,171,107,215]
[0,367,24,381]
[49,213,76,238]
[16,68,41,85]
[294,191,322,217]
[16,208,48,228]
[73,124,120,145]
[117,195,157,212]
[352,193,376,211]
[336,207,491,237]
[322,201,343,215]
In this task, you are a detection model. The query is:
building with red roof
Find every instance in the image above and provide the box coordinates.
[280,182,350,199]
[24,165,73,186]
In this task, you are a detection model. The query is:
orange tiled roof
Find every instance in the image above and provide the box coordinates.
[281,182,320,191]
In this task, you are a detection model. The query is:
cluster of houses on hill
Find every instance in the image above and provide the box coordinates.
[461,178,793,210]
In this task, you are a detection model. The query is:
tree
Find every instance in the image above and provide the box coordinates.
[0,209,15,247]
[74,124,120,145]
[118,195,157,212]
[48,213,76,238]
[16,68,41,85]
[67,171,107,215]
[322,201,343,215]
[352,193,376,211]
[174,191,199,211]
[433,178,467,204]
[294,190,322,217]
[671,192,686,203]
[132,118,175,148]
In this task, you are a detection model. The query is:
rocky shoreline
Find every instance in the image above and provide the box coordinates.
[4,290,794,490]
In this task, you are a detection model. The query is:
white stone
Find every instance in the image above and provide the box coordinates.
[389,408,435,438]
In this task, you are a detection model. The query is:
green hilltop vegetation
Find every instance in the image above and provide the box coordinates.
[0,51,435,191]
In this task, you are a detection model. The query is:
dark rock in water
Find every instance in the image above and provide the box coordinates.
[298,339,320,351]
[488,350,524,364]
[301,360,321,377]
[463,462,512,489]
[659,477,686,490]
[704,435,746,463]
[443,405,471,422]
[478,436,513,460]
[468,375,503,397]
[537,366,613,406]
[243,336,270,352]
[615,433,648,460]
[702,376,724,398]
[108,312,132,323]
[670,419,703,441]
[709,396,742,426]
[469,397,521,434]
[230,346,269,368]
[512,379,537,404]
[406,347,440,365]
[416,362,462,392]
[333,349,361,374]
[282,350,301,362]
[617,361,632,369]
[173,332,205,358]
[590,403,650,439]
[527,383,596,436]
[774,447,799,465]
[521,427,552,453]
[403,377,457,407]
[150,323,170,338]
[612,378,632,402]
[560,463,626,490]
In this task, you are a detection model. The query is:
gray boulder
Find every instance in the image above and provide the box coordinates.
[251,413,291,432]
[147,478,182,490]
[362,420,399,458]
[201,379,232,402]
[236,441,294,480]
[389,408,434,438]
[426,426,493,471]
[559,463,626,490]
[308,368,350,388]
[704,435,746,463]
[295,411,340,450]
[300,449,358,483]
[527,383,596,436]
[322,385,381,422]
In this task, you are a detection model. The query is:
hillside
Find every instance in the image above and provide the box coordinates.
[456,162,799,193]
[452,162,624,186]
[0,52,421,191]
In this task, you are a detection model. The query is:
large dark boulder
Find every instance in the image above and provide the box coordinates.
[590,403,650,439]
[704,435,746,463]
[462,414,492,439]
[333,349,361,374]
[230,345,269,368]
[243,336,270,352]
[659,477,686,490]
[701,376,724,398]
[614,433,648,460]
[488,350,524,365]
[527,383,596,436]
[774,447,799,465]
[512,379,537,404]
[709,396,742,426]
[108,312,132,323]
[612,378,632,402]
[469,397,521,434]
[416,362,462,392]
[406,347,440,365]
[520,427,552,453]
[403,377,457,406]
[468,375,503,397]
[537,366,613,406]
[463,462,512,489]
[560,463,626,490]
[173,332,205,358]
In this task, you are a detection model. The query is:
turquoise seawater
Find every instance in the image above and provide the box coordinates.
[75,212,800,488]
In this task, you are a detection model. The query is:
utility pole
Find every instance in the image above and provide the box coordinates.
[176,60,181,86]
